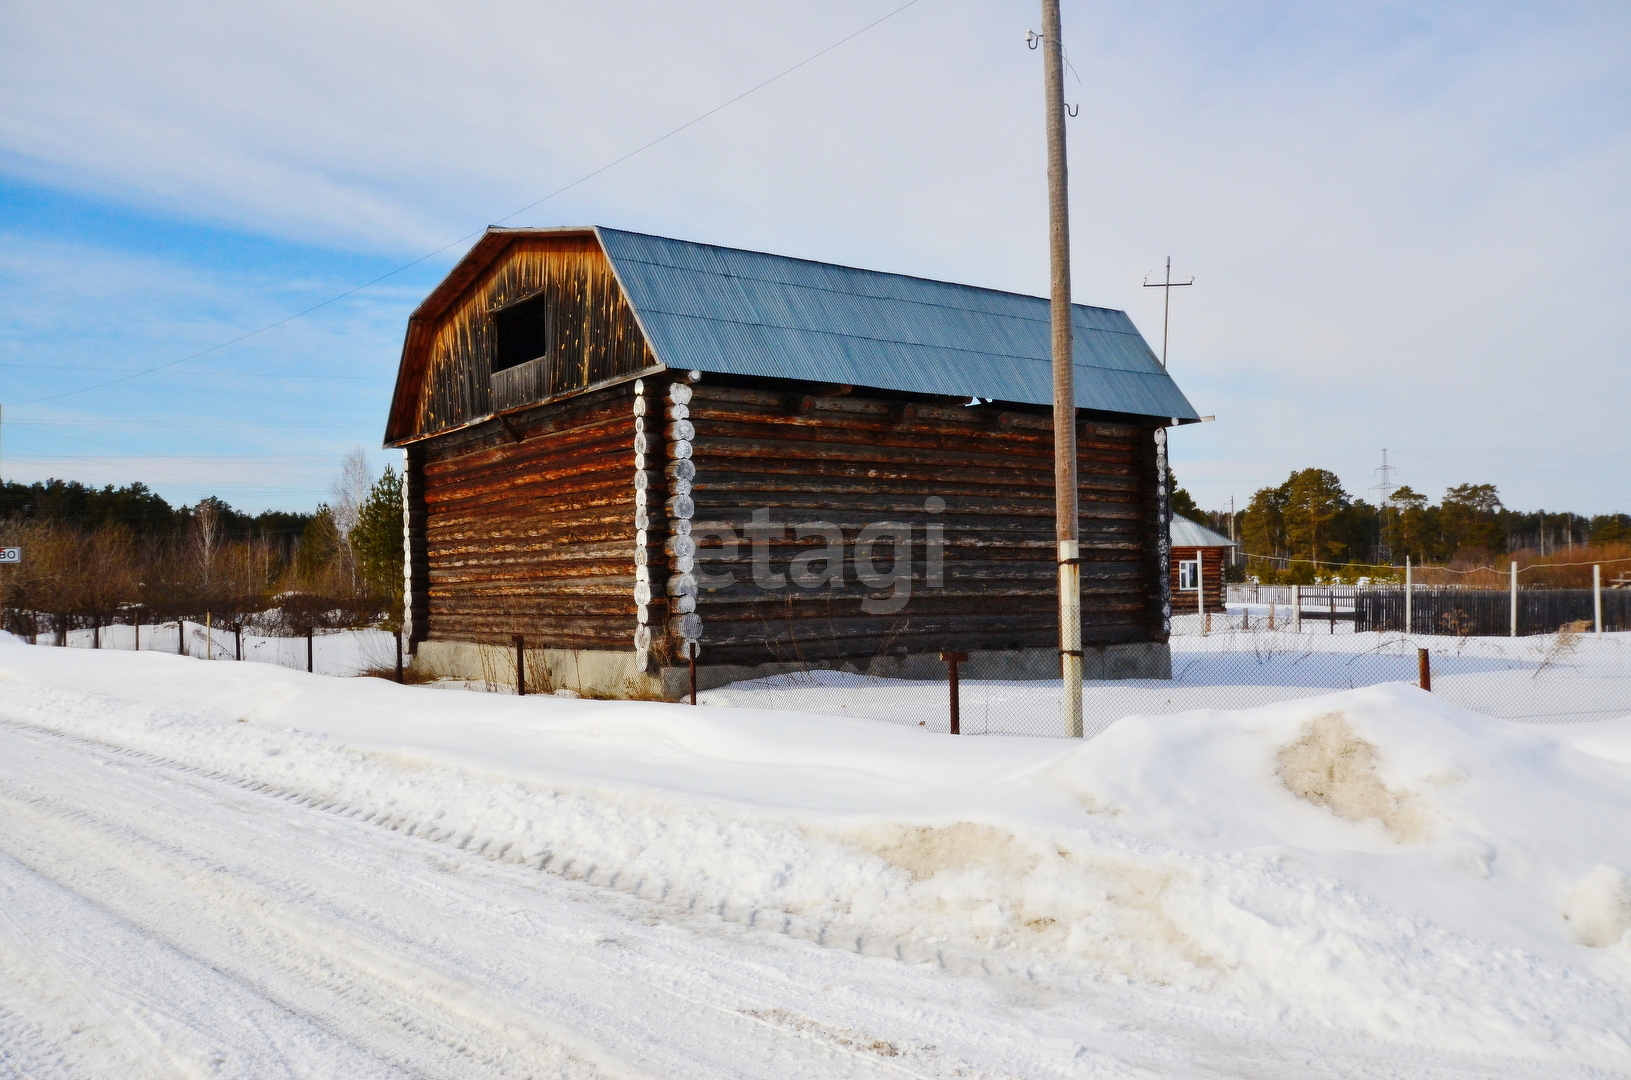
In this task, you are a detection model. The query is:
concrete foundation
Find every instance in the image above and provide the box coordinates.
[413,640,665,699]
[414,639,1171,703]
[657,642,1171,702]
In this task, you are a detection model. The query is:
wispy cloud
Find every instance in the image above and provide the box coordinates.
[1,0,1627,511]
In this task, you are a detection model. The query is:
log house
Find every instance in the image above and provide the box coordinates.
[385,227,1203,698]
[1168,514,1235,616]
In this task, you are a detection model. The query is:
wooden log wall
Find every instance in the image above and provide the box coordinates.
[416,381,654,649]
[666,378,1167,667]
[411,236,655,439]
[404,442,429,644]
[1169,546,1227,615]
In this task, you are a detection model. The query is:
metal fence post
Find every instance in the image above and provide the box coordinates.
[1595,564,1603,636]
[396,632,404,682]
[179,620,185,655]
[1197,565,1206,634]
[235,626,242,661]
[1510,561,1519,637]
[688,641,698,705]
[941,651,968,735]
[306,627,314,673]
[1404,556,1412,633]
[1418,648,1431,692]
[514,634,526,696]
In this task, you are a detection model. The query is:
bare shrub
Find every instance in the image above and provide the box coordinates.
[1534,620,1591,679]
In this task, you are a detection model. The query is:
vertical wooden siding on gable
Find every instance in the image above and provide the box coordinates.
[412,236,654,438]
[419,382,648,648]
[680,381,1163,665]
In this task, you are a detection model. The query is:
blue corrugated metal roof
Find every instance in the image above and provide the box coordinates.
[596,228,1199,421]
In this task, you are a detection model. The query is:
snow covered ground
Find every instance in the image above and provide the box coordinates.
[1,632,1629,1077]
[706,617,1631,736]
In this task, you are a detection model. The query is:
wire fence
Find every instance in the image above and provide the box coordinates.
[699,608,1631,738]
[31,618,403,678]
[19,605,1630,739]
[1227,584,1631,636]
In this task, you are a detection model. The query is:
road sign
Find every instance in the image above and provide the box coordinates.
[0,548,20,564]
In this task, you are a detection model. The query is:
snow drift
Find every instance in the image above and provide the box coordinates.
[0,633,1628,1069]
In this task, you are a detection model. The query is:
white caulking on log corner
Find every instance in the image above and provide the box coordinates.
[632,379,653,671]
[664,373,703,664]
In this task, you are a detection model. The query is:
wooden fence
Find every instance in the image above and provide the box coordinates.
[1352,587,1630,636]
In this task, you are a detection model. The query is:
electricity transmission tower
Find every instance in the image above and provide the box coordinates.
[1371,449,1397,562]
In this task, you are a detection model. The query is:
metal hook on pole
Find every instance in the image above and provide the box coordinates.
[1065,102,1078,117]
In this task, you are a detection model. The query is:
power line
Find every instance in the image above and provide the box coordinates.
[3,0,926,408]
[10,421,368,428]
[4,363,386,380]
[1239,551,1631,572]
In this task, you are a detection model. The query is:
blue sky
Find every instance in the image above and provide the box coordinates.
[2,0,1627,515]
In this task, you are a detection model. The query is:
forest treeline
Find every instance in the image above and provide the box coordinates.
[0,455,405,642]
[1171,467,1631,585]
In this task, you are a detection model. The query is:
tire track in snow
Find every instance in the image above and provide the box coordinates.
[0,697,1583,1079]
[0,848,411,1080]
[0,713,1008,984]
[0,720,989,1080]
[0,730,622,1080]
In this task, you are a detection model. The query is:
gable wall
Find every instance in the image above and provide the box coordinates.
[408,236,655,439]
[416,381,648,649]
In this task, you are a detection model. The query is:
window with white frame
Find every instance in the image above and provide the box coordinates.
[1178,558,1200,591]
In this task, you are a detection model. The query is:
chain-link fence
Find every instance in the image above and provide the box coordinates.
[33,618,403,678]
[698,603,1631,737]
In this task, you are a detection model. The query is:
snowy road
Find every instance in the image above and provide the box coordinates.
[1,718,987,1079]
[5,630,1630,1079]
[0,715,1598,1080]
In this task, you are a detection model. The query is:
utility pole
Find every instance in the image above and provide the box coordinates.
[1035,1,1083,737]
[1142,256,1194,369]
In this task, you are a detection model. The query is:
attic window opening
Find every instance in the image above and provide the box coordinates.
[492,293,550,373]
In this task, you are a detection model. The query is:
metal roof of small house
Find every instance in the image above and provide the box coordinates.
[595,228,1198,420]
[1170,514,1235,548]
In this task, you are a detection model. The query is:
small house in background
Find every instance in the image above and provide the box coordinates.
[385,227,1202,699]
[1168,514,1234,615]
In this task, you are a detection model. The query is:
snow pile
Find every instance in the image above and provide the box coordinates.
[1,635,1628,1068]
[1566,867,1631,947]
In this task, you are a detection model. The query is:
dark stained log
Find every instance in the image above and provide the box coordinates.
[404,442,430,643]
[410,365,1167,663]
[419,379,639,646]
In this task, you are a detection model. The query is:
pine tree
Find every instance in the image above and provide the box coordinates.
[350,466,404,624]
[1283,468,1350,567]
